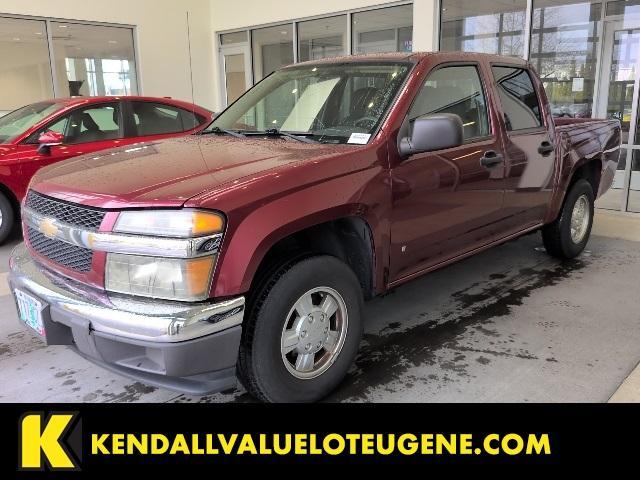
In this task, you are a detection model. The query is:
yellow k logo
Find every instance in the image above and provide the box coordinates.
[20,412,79,470]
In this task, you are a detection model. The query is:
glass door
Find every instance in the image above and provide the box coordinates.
[220,44,252,107]
[596,17,640,211]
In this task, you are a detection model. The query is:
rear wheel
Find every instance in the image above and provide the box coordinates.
[542,179,594,259]
[238,255,363,403]
[0,193,15,245]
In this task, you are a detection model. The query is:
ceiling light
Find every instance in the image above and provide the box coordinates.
[280,31,287,35]
[12,37,21,41]
[34,32,43,35]
[108,40,118,44]
[59,24,68,28]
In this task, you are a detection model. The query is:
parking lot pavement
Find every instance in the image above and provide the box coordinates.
[1,212,640,403]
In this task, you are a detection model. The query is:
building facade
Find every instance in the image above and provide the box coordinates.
[2,0,640,212]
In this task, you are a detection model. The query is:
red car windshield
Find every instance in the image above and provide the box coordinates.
[0,101,66,144]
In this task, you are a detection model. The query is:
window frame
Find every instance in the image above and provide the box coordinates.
[490,62,547,135]
[405,61,495,145]
[215,1,415,108]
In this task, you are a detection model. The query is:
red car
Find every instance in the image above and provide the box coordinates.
[0,96,213,243]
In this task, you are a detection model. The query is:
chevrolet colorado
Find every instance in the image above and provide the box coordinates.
[9,52,621,402]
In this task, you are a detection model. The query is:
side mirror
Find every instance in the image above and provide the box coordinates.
[399,113,464,157]
[37,131,64,155]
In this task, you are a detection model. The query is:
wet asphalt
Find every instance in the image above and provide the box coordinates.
[1,225,639,403]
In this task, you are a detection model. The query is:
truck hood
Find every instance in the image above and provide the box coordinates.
[31,135,346,209]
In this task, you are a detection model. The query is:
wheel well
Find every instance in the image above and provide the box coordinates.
[0,183,20,220]
[250,217,375,301]
[570,159,602,197]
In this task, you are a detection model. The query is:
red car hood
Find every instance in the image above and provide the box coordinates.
[31,135,346,209]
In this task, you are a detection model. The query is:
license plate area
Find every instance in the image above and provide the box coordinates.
[15,289,45,336]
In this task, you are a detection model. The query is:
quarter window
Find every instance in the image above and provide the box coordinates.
[492,66,543,131]
[409,65,490,141]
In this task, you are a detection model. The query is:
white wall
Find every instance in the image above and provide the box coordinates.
[0,0,216,109]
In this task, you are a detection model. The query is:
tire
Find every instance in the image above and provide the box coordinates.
[0,193,15,245]
[238,255,363,403]
[542,179,594,259]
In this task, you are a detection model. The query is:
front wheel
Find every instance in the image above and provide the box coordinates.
[542,178,594,259]
[0,193,15,245]
[238,256,363,402]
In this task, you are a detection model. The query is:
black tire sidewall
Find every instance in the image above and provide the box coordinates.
[559,179,594,258]
[0,194,14,245]
[248,256,363,402]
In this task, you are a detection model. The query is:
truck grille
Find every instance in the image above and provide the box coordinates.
[26,190,106,230]
[26,227,93,273]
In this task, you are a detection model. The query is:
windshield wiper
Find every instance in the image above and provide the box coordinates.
[247,128,318,144]
[202,126,246,138]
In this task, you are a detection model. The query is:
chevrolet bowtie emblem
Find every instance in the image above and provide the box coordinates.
[39,217,59,239]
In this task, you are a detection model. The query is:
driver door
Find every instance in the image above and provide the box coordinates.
[389,63,506,284]
[18,102,125,186]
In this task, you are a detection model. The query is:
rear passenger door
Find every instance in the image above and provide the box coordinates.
[389,63,506,283]
[491,65,556,233]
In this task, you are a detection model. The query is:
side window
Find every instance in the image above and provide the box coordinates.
[25,115,70,144]
[178,108,205,131]
[65,103,122,144]
[131,102,201,136]
[491,66,543,131]
[409,65,490,141]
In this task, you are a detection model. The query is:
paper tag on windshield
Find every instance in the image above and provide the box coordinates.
[348,133,371,145]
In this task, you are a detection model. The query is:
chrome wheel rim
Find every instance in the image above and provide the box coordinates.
[280,287,348,380]
[570,194,590,244]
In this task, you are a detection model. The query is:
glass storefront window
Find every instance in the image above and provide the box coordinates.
[530,1,601,120]
[252,25,294,81]
[51,22,138,97]
[628,150,640,212]
[221,31,248,45]
[0,17,54,113]
[352,5,414,54]
[298,15,347,62]
[440,0,528,57]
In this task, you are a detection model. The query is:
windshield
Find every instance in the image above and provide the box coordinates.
[0,102,65,144]
[207,62,412,144]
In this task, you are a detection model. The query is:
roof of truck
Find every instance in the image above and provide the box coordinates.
[286,51,529,68]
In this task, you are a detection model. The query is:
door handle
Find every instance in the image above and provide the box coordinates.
[538,141,555,156]
[480,150,504,168]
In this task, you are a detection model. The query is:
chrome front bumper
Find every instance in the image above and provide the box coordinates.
[8,244,244,394]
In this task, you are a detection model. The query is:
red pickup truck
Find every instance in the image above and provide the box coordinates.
[9,52,620,402]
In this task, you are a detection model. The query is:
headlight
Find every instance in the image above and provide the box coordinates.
[106,253,216,302]
[114,210,225,238]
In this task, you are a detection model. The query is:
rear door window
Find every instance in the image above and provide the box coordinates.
[130,102,204,136]
[491,66,543,131]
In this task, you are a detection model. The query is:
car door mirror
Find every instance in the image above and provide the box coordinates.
[37,131,64,155]
[399,113,464,157]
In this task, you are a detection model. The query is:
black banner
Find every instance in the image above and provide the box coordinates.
[2,403,637,474]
